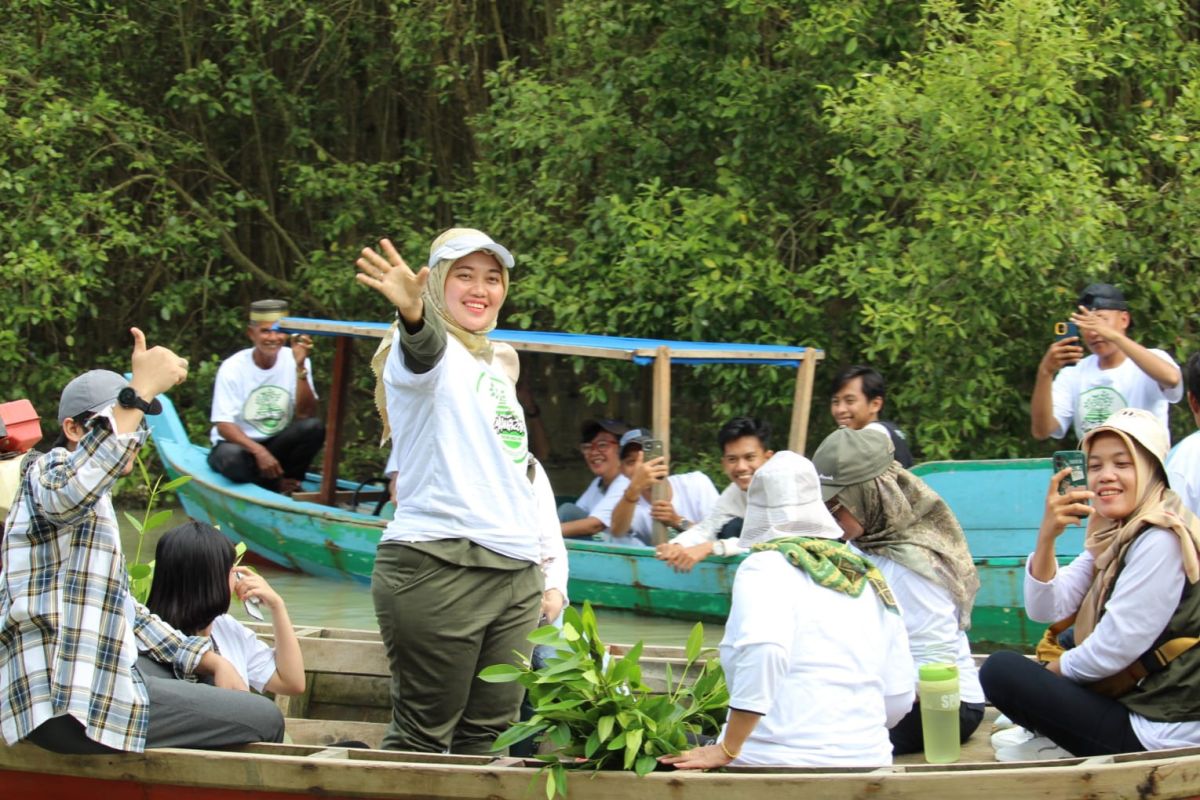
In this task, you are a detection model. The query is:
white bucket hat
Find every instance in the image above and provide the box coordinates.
[1081,407,1169,476]
[739,450,845,548]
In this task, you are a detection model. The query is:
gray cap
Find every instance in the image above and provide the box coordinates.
[811,427,895,502]
[618,427,654,457]
[57,369,161,424]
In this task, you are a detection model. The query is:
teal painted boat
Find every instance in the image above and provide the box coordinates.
[144,317,1070,649]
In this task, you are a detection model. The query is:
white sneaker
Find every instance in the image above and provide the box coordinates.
[991,726,1034,749]
[993,713,1015,729]
[994,735,1074,762]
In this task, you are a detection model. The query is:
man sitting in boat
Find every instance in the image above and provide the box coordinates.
[661,451,914,769]
[655,416,775,572]
[829,365,914,467]
[1031,282,1182,444]
[557,418,633,538]
[607,428,718,547]
[207,299,325,494]
[1167,352,1200,516]
[813,426,985,756]
[0,330,284,754]
[981,408,1200,760]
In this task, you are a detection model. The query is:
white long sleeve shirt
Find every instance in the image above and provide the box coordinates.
[1025,529,1200,749]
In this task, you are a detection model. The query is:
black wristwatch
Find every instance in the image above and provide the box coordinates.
[117,387,161,415]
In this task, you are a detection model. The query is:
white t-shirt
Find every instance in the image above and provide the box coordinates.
[600,472,718,547]
[1025,529,1200,749]
[720,549,914,766]
[584,474,630,531]
[380,337,540,564]
[1167,430,1200,517]
[874,557,984,704]
[1050,350,1183,442]
[210,614,277,692]
[210,348,316,444]
[671,481,747,556]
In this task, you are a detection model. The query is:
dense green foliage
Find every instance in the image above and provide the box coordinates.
[3,0,1198,471]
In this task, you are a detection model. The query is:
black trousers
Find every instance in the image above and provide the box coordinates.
[208,417,325,488]
[979,649,1145,756]
[889,699,986,755]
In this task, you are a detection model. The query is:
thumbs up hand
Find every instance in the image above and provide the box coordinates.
[130,327,189,398]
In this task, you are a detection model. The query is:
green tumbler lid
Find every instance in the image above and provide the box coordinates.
[919,663,958,682]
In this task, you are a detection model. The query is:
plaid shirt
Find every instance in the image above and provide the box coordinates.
[0,408,210,752]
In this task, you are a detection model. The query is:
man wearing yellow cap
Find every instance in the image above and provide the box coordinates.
[208,299,324,493]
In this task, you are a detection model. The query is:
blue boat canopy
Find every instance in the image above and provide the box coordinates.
[279,317,822,367]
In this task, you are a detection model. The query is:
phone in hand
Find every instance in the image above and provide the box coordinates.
[235,571,265,621]
[1054,320,1080,344]
[1052,450,1087,496]
[643,438,664,461]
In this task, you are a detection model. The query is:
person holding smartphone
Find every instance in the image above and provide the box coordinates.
[207,299,324,494]
[607,428,718,547]
[982,408,1200,759]
[1030,283,1182,443]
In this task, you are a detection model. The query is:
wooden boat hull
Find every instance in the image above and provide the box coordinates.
[147,396,1073,648]
[7,736,1200,800]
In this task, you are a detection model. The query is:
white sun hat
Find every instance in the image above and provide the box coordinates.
[738,450,845,548]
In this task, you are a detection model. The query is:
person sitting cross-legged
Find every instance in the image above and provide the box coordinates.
[207,299,325,494]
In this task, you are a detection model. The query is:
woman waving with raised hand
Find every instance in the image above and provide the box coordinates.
[356,229,565,755]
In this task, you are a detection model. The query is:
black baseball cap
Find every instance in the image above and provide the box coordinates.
[580,418,630,444]
[1077,283,1128,311]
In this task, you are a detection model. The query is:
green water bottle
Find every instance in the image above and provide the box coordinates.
[918,662,960,764]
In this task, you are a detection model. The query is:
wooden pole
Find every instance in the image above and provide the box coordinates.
[318,337,353,506]
[651,346,671,546]
[788,347,819,455]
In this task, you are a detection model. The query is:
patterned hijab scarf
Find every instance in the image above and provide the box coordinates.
[1074,429,1200,643]
[753,536,900,612]
[837,463,980,630]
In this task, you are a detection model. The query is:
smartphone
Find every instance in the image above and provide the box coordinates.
[643,438,664,461]
[235,571,265,621]
[1052,450,1087,496]
[1054,321,1080,343]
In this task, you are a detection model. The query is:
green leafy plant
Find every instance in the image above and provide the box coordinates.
[479,601,727,798]
[123,454,192,604]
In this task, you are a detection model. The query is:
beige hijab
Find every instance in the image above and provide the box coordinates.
[1074,429,1200,642]
[370,228,519,444]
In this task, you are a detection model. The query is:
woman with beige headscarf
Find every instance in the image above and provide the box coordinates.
[981,408,1200,758]
[354,229,566,755]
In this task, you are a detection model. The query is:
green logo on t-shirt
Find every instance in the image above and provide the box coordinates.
[475,372,527,464]
[243,385,292,436]
[1078,386,1127,434]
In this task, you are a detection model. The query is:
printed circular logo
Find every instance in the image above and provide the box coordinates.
[476,372,528,464]
[1077,386,1127,435]
[243,385,293,436]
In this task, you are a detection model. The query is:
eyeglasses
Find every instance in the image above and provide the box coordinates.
[579,440,618,455]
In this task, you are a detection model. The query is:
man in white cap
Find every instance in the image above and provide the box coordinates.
[208,298,324,493]
[0,329,284,754]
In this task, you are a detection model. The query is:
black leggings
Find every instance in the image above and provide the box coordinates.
[889,700,985,755]
[979,650,1145,756]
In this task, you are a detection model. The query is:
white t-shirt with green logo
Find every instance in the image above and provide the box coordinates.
[209,348,316,444]
[380,336,540,564]
[1050,349,1183,442]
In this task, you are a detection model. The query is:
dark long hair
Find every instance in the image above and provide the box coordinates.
[146,520,236,634]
